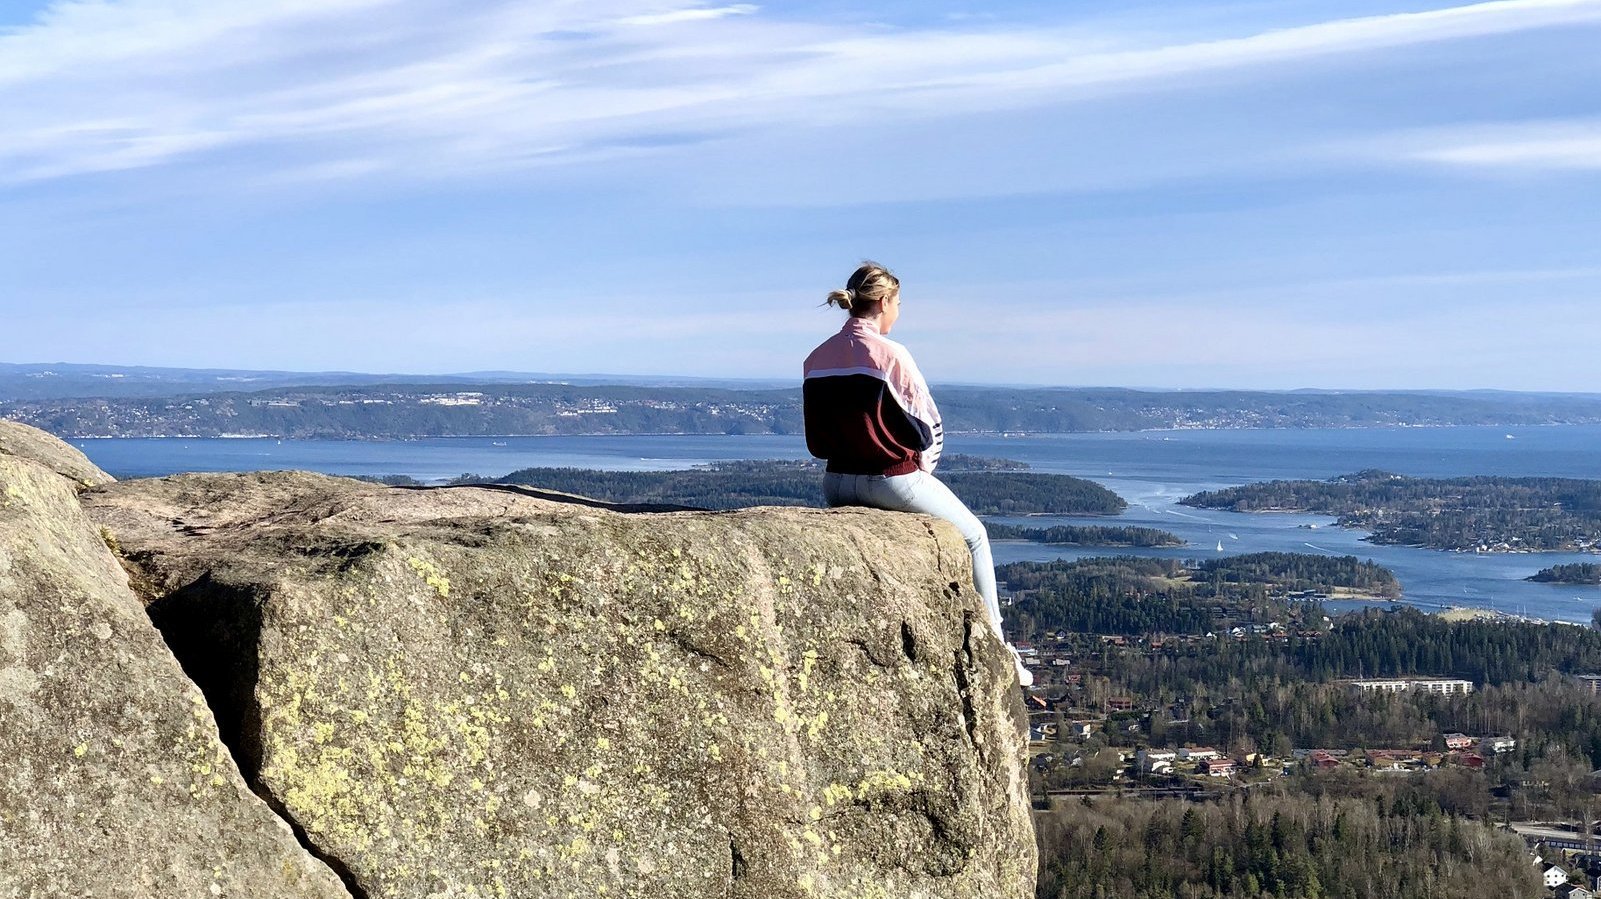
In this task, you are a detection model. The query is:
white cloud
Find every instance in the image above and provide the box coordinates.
[1,0,1599,187]
[1414,125,1601,170]
[1344,118,1601,172]
[616,5,758,27]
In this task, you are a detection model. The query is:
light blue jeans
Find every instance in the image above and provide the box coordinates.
[822,470,1002,634]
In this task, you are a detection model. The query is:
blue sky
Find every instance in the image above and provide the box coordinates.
[2,0,1599,389]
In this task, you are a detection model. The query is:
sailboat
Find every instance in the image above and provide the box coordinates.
[1215,541,1225,552]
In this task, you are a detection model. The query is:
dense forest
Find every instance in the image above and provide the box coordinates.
[1035,793,1540,899]
[8,378,1601,437]
[1182,470,1601,552]
[433,459,1129,515]
[986,523,1186,547]
[1080,607,1601,694]
[1041,608,1601,763]
[1529,562,1601,585]
[998,553,1396,637]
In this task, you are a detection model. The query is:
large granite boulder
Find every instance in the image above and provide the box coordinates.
[85,471,1036,899]
[0,419,112,488]
[0,449,346,896]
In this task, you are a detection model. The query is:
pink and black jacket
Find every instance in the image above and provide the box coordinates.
[802,317,944,476]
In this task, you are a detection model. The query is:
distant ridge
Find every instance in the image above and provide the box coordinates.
[3,362,1597,402]
[5,367,1601,439]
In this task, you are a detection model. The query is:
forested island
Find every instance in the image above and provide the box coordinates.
[403,457,1129,515]
[6,372,1601,437]
[1529,562,1601,585]
[986,523,1186,547]
[998,552,1398,637]
[1182,470,1601,553]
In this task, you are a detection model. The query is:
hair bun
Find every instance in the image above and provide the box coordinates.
[827,288,854,310]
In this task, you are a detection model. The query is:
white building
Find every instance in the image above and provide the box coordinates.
[1547,866,1572,889]
[1136,749,1177,774]
[1348,678,1474,695]
[1481,736,1517,754]
[1177,747,1222,761]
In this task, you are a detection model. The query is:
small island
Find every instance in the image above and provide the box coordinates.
[1181,470,1601,553]
[985,523,1185,547]
[378,457,1129,516]
[998,551,1400,636]
[1528,563,1601,585]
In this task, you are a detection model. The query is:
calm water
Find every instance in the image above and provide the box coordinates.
[77,425,1601,623]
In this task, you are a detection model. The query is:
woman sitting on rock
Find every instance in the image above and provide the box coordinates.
[802,261,1032,687]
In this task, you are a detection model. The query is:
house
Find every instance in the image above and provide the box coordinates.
[1481,736,1517,754]
[1442,733,1475,751]
[1177,747,1222,761]
[1200,758,1237,777]
[1137,749,1177,774]
[1106,697,1136,712]
[1556,885,1593,899]
[1062,721,1095,741]
[1366,751,1415,771]
[1547,866,1572,889]
[1309,750,1341,769]
[1462,752,1487,769]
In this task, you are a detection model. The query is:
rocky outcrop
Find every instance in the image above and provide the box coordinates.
[2,422,1035,899]
[0,419,112,488]
[0,441,347,897]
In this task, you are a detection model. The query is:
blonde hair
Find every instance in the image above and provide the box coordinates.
[825,261,900,316]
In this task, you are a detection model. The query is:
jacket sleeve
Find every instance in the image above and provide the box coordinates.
[888,347,943,473]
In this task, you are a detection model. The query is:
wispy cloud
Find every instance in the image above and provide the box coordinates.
[616,4,758,27]
[1344,118,1601,172]
[1412,122,1601,170]
[2,0,1599,187]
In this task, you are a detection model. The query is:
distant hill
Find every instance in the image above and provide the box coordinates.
[3,364,1601,436]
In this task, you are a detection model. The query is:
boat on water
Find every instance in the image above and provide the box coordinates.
[491,441,508,447]
[1215,541,1225,552]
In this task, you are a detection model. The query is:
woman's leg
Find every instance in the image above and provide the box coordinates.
[825,470,1031,686]
[854,472,1003,635]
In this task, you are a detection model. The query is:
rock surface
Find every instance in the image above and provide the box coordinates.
[86,470,1037,899]
[0,419,112,488]
[0,443,346,897]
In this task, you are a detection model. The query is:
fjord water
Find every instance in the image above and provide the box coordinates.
[78,425,1601,623]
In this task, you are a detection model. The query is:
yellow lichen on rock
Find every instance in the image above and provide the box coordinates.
[76,469,1035,899]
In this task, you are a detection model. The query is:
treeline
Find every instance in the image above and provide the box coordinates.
[1085,607,1601,694]
[1182,470,1601,552]
[1200,552,1400,598]
[1035,793,1539,899]
[433,459,1126,515]
[1529,562,1601,585]
[986,523,1185,547]
[998,553,1392,637]
[11,382,1601,438]
[1004,557,1222,636]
